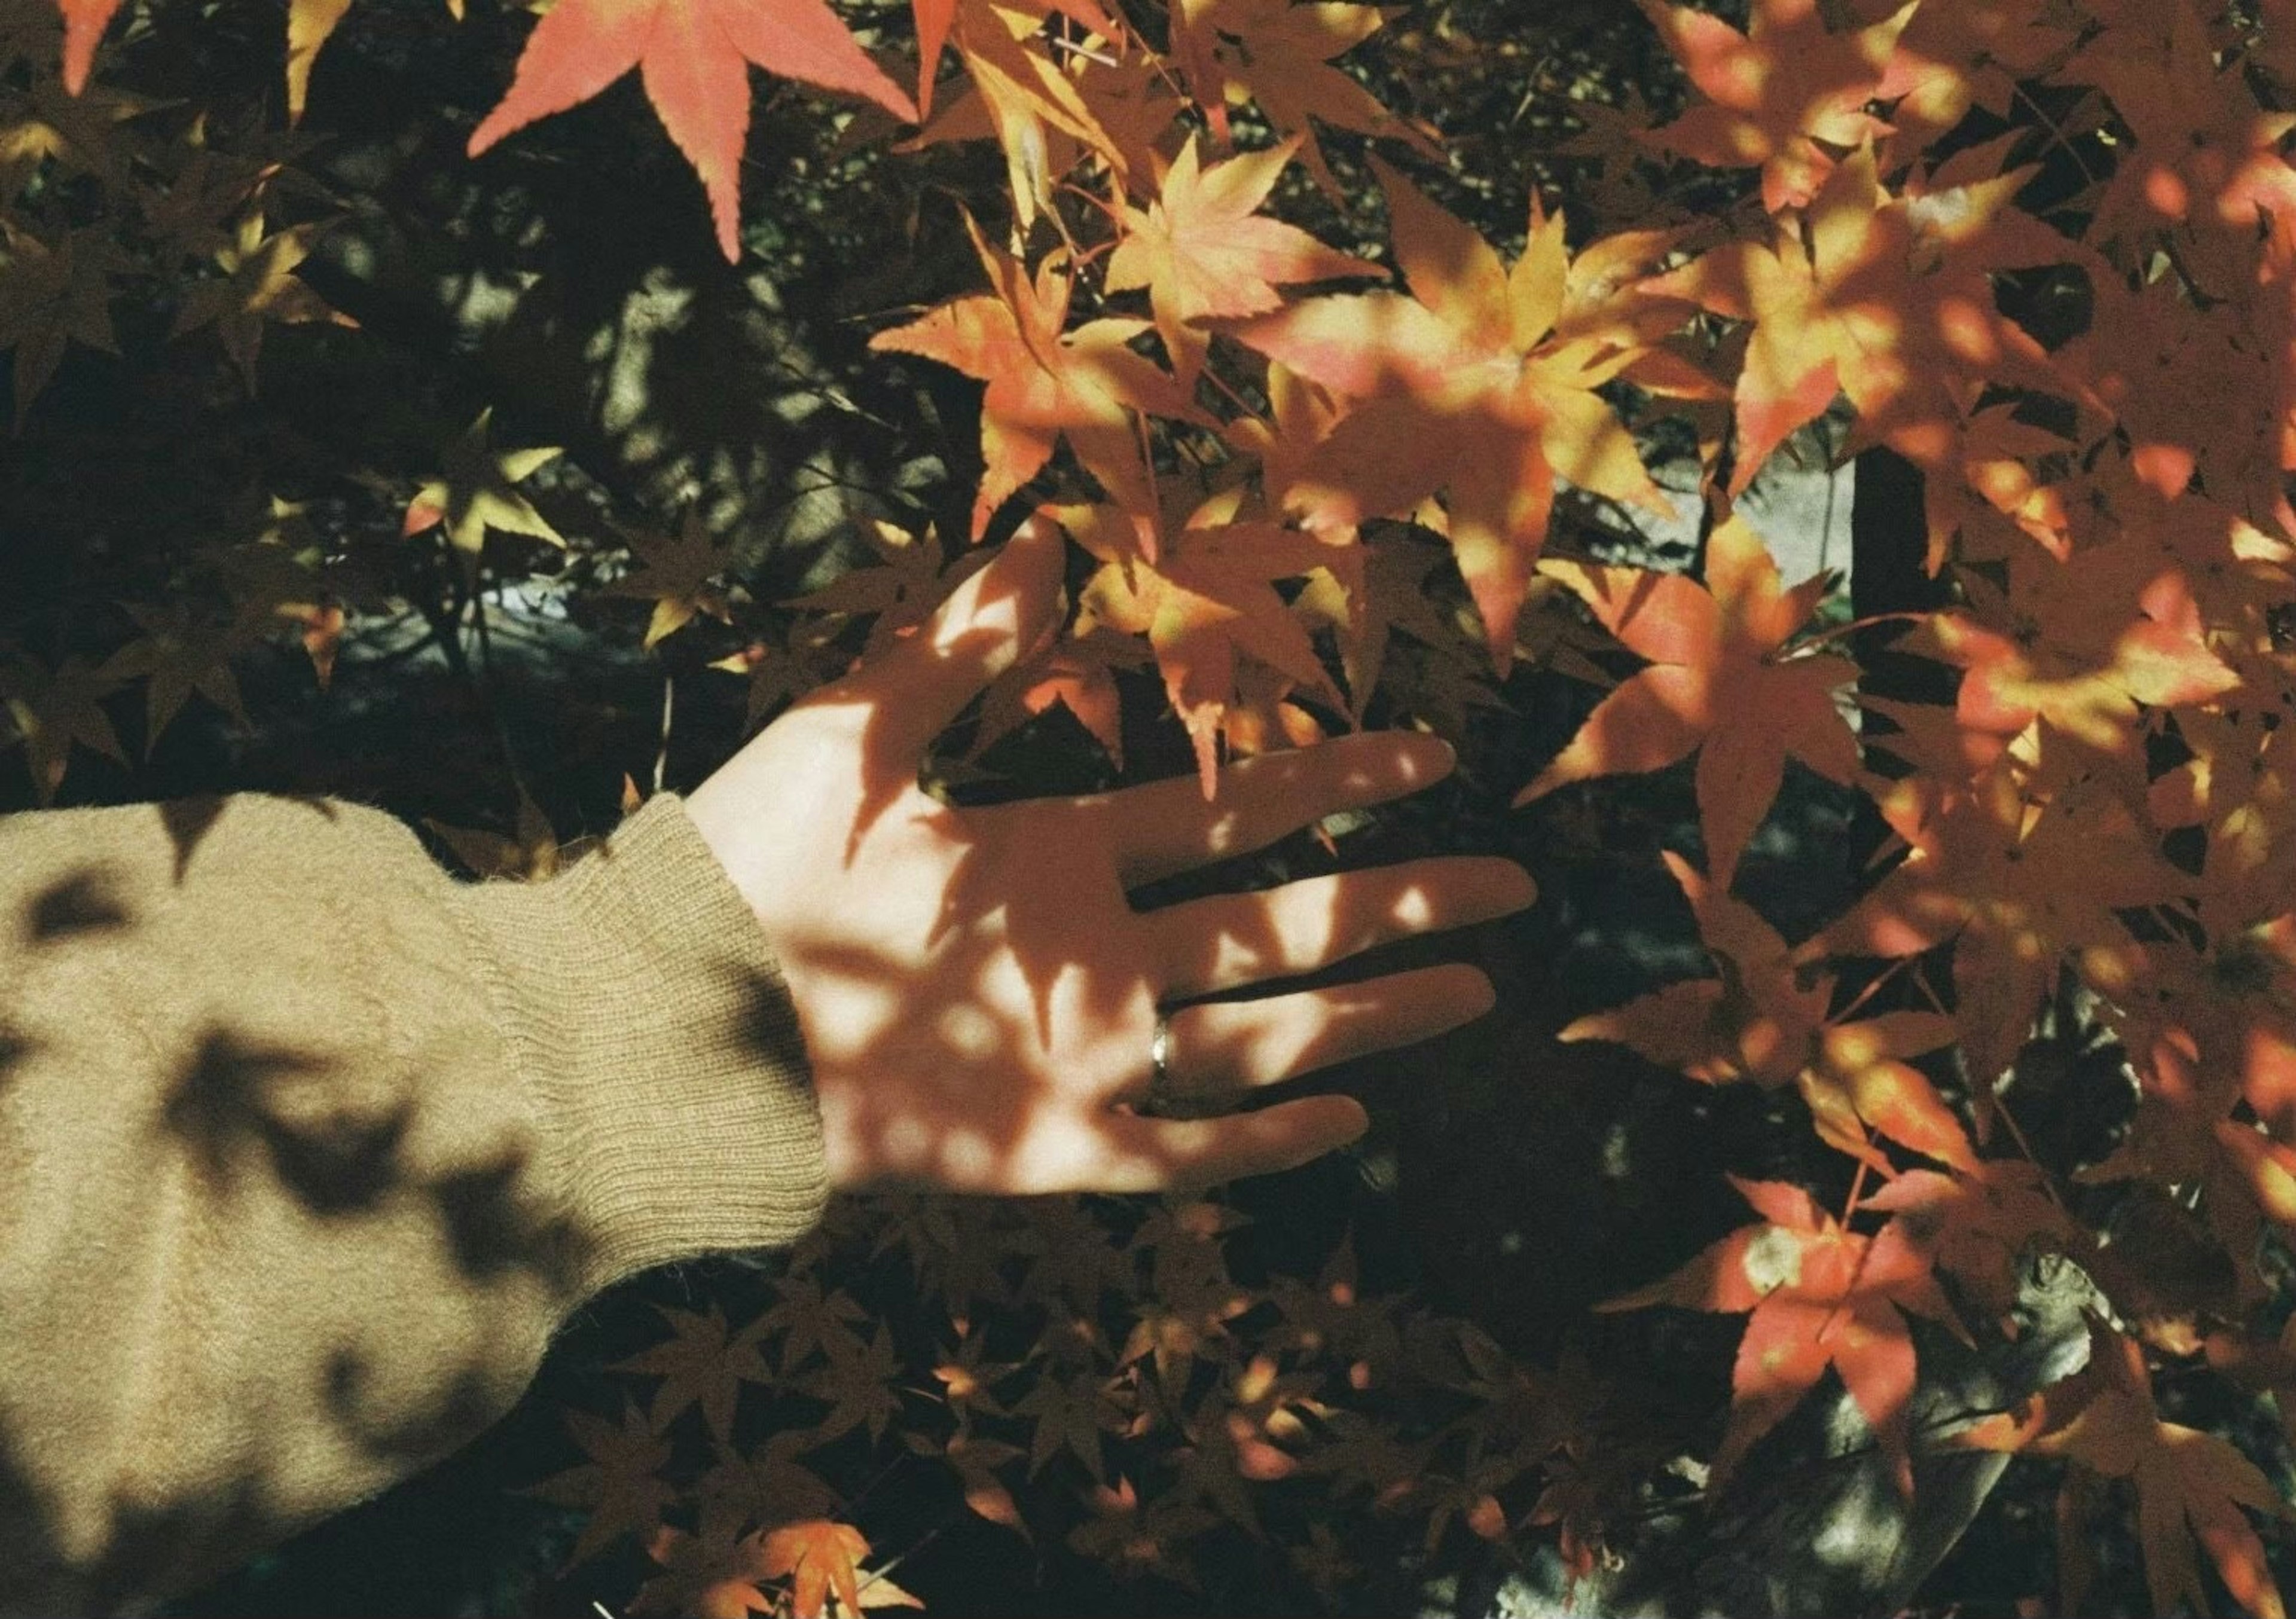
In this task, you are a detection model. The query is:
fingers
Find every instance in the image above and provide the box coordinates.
[802,514,1067,765]
[1099,1095,1371,1193]
[1161,961,1494,1095]
[1099,731,1460,888]
[1144,857,1535,996]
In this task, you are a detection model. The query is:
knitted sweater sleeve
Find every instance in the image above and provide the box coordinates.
[0,792,826,1611]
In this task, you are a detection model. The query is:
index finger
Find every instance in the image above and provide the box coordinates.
[1092,732,1458,888]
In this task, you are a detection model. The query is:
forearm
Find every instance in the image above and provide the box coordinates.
[0,792,824,1611]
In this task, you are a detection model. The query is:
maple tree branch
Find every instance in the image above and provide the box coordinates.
[1784,610,1931,658]
[2009,84,2101,191]
[1828,954,1918,1027]
[1837,1153,1873,1226]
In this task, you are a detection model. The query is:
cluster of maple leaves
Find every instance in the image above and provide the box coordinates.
[17,0,2296,1610]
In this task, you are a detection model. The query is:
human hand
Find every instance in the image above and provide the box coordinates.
[683,518,1535,1195]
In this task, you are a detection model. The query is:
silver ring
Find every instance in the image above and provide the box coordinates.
[1149,1011,1175,1098]
[1141,1010,1215,1117]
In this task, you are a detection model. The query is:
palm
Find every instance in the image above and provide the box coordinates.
[686,520,1532,1195]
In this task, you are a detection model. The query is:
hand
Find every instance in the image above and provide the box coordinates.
[683,518,1535,1195]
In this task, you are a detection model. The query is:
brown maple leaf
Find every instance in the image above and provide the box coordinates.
[1170,0,1438,193]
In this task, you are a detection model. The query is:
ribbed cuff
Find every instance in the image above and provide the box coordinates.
[454,794,828,1296]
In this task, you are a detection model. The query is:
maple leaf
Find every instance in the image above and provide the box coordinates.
[526,1402,676,1566]
[759,1519,871,1619]
[1820,743,2179,1094]
[0,72,151,195]
[1059,483,1344,793]
[2060,270,2294,521]
[1860,1158,2077,1327]
[1599,1174,1953,1495]
[100,602,254,750]
[169,213,356,393]
[1921,533,2239,752]
[968,619,1147,767]
[1565,849,1976,1176]
[1636,0,1915,215]
[1290,527,1505,720]
[1955,1318,2292,1619]
[0,650,124,804]
[53,0,120,94]
[870,219,1203,540]
[466,0,918,263]
[201,492,348,686]
[402,408,566,569]
[1012,1364,1121,1481]
[0,222,121,427]
[608,507,738,649]
[1170,0,1438,193]
[614,1303,774,1443]
[781,517,963,660]
[1104,134,1379,381]
[755,1271,871,1374]
[1064,1474,1220,1588]
[1648,143,2074,499]
[801,1322,903,1443]
[1519,512,1858,890]
[2059,0,2296,245]
[631,1514,781,1619]
[1230,162,1678,670]
[129,131,312,264]
[1858,0,2079,157]
[915,0,1136,233]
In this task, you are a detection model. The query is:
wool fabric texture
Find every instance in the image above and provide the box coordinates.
[0,792,825,1611]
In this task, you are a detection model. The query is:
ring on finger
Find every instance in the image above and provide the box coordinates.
[1141,1007,1221,1119]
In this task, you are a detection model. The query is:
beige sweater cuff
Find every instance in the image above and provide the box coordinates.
[452,794,829,1295]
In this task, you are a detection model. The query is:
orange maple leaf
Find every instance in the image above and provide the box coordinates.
[1169,0,1437,193]
[1230,161,1679,671]
[1955,1318,2292,1619]
[1820,744,2178,1096]
[871,218,1204,542]
[1637,0,1915,214]
[1104,134,1380,382]
[759,1519,870,1619]
[1922,533,2239,752]
[465,0,918,262]
[1649,142,2074,497]
[1059,484,1343,794]
[1599,1174,1954,1496]
[1519,512,1858,890]
[1565,850,1976,1178]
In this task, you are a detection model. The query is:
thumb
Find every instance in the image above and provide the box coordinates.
[826,514,1068,765]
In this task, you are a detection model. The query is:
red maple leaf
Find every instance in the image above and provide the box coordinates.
[466,0,918,262]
